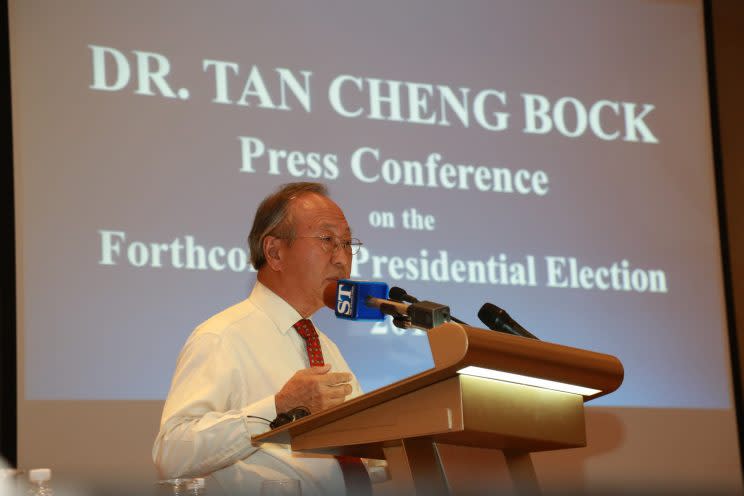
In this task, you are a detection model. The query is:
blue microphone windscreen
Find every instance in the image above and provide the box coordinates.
[335,279,388,321]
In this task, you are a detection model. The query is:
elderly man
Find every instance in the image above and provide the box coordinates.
[153,182,372,495]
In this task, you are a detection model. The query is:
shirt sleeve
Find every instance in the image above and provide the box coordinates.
[152,332,277,479]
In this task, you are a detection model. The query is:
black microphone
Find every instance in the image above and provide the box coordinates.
[390,286,470,325]
[389,286,417,303]
[477,303,539,340]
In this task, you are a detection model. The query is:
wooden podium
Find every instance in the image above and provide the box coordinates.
[253,322,624,495]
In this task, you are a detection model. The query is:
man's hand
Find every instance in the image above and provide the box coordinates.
[275,364,353,414]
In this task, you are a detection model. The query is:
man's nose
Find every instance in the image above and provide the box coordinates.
[331,245,352,268]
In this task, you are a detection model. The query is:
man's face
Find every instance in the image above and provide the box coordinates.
[279,193,353,315]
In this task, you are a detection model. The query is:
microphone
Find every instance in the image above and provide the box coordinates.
[477,303,539,340]
[389,286,417,303]
[324,280,451,329]
[324,280,389,321]
[390,286,470,325]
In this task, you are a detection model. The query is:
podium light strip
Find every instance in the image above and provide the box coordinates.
[457,366,601,396]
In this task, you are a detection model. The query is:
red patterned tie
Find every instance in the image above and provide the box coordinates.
[292,319,372,496]
[293,319,325,366]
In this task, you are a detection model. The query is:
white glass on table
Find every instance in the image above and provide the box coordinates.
[260,478,301,496]
[157,477,206,495]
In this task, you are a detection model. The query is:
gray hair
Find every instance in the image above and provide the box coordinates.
[248,182,329,270]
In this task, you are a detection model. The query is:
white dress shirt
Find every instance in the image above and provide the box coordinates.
[153,281,364,496]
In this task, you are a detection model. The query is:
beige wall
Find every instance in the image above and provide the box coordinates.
[19,401,742,494]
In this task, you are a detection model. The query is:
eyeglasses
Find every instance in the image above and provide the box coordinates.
[293,235,363,255]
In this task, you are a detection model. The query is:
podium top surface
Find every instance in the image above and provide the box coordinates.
[253,322,623,446]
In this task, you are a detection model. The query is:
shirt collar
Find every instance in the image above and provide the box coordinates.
[249,281,307,335]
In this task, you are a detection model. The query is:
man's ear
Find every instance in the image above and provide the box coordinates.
[263,235,284,271]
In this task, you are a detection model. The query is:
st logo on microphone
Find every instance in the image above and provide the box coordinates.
[336,282,356,317]
[334,279,388,321]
